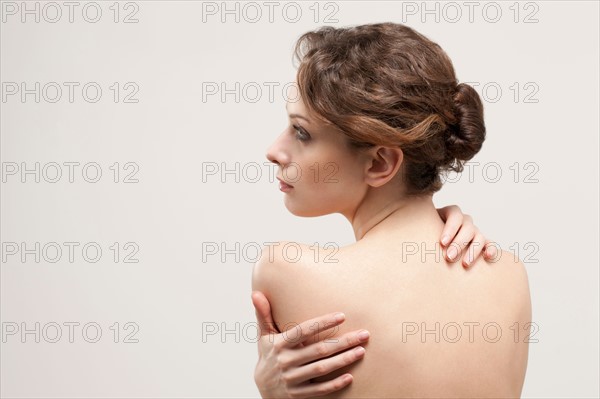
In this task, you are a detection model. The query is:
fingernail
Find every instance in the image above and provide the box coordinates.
[441,235,450,246]
[358,330,370,341]
[334,312,345,322]
[354,346,365,355]
[447,247,457,260]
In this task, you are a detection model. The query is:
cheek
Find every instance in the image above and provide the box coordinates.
[322,161,364,203]
[283,159,364,215]
[299,149,362,186]
[298,162,343,186]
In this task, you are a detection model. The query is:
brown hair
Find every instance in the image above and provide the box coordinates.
[292,22,486,195]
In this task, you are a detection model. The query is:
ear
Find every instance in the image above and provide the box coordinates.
[364,146,404,188]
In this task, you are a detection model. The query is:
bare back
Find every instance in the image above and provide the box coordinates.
[253,223,532,398]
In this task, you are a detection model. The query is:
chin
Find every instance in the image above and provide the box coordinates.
[283,197,333,217]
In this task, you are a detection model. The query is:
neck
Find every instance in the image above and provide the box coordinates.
[343,188,441,241]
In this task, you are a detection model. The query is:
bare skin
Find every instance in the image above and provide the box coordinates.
[253,211,531,398]
[251,207,498,398]
[253,95,532,397]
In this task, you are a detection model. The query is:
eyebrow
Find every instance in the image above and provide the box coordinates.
[285,103,311,123]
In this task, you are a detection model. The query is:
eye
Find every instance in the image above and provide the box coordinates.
[293,124,311,142]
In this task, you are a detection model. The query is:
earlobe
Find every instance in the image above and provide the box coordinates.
[364,146,404,188]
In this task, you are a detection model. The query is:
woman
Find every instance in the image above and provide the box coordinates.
[252,22,531,398]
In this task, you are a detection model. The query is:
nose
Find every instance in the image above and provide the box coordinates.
[265,143,277,165]
[265,130,290,167]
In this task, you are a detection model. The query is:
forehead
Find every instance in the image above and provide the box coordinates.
[285,96,307,113]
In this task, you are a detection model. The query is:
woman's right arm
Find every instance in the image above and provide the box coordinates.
[251,291,369,398]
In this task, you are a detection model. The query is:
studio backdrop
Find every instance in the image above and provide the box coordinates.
[1,1,598,398]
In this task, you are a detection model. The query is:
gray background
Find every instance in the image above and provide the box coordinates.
[1,1,598,397]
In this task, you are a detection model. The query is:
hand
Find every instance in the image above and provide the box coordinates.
[251,291,369,398]
[437,205,498,267]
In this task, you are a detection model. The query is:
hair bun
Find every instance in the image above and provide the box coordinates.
[446,83,486,162]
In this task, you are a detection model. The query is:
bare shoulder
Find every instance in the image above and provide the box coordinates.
[493,250,531,292]
[252,241,339,298]
[251,241,343,331]
[252,241,303,292]
[473,248,532,319]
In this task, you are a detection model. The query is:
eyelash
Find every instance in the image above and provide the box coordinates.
[293,124,311,142]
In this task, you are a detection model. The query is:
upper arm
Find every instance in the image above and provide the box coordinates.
[251,241,302,330]
[496,250,532,394]
[251,241,329,334]
[252,243,294,332]
[251,244,278,297]
[501,250,532,320]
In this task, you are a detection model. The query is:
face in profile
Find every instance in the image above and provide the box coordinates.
[265,95,368,218]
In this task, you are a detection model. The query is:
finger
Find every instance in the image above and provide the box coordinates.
[462,231,486,267]
[436,205,463,246]
[436,205,461,222]
[288,373,353,398]
[483,240,500,260]
[286,345,366,385]
[251,291,280,335]
[291,329,370,367]
[445,219,475,262]
[278,312,347,349]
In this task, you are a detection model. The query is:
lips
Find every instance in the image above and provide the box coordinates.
[277,177,294,188]
[277,177,294,192]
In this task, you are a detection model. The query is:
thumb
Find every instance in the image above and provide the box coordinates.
[251,291,280,336]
